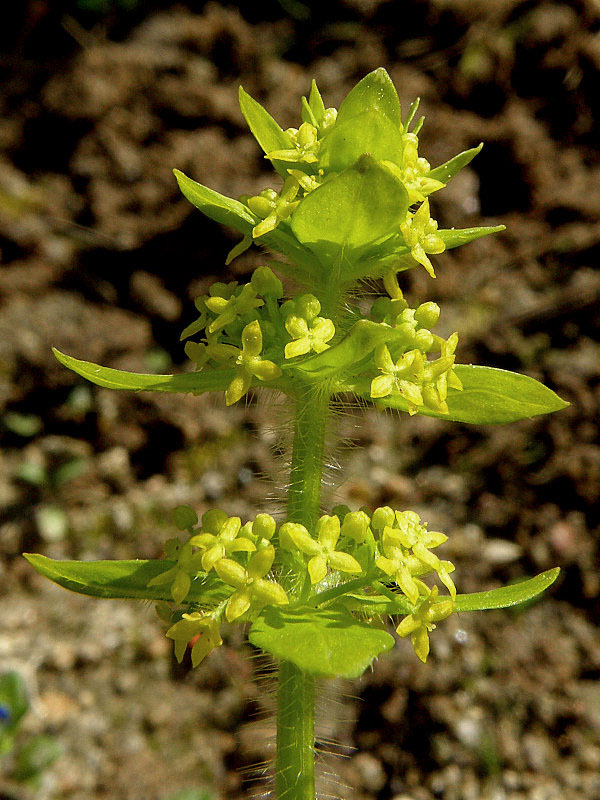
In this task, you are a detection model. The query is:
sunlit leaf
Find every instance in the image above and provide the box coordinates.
[249,603,394,678]
[349,365,569,424]
[53,348,234,394]
[455,568,560,611]
[238,86,294,178]
[291,155,409,270]
[428,143,483,184]
[174,169,257,234]
[320,112,404,173]
[24,554,230,605]
[438,225,506,250]
[335,67,403,128]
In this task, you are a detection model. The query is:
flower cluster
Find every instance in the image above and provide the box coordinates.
[152,504,456,665]
[240,83,447,277]
[369,273,462,414]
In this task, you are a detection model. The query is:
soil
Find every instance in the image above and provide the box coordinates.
[1,2,599,800]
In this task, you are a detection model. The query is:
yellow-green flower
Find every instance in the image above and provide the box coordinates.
[283,515,363,584]
[166,613,222,667]
[147,539,204,605]
[400,199,445,278]
[215,545,289,622]
[189,514,255,572]
[225,320,282,406]
[396,586,455,663]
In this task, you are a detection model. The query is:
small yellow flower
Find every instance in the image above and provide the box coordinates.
[215,545,289,622]
[400,199,445,278]
[225,321,282,406]
[166,613,222,667]
[396,586,455,663]
[284,515,363,584]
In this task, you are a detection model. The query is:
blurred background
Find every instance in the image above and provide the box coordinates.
[1,1,599,799]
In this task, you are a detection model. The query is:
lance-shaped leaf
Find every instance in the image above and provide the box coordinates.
[248,603,394,678]
[291,155,409,270]
[238,86,295,178]
[175,170,315,270]
[23,554,231,604]
[174,169,257,234]
[53,348,235,395]
[342,568,560,616]
[349,364,569,424]
[455,568,560,611]
[438,225,506,250]
[428,143,483,184]
[289,319,401,379]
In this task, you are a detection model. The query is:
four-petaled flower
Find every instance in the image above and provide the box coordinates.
[226,320,282,406]
[189,513,256,572]
[400,198,445,278]
[215,545,289,622]
[396,586,455,663]
[282,515,363,584]
[166,613,222,667]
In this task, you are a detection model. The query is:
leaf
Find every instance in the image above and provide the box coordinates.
[175,170,315,271]
[335,67,403,128]
[23,554,230,605]
[174,170,257,235]
[438,225,506,250]
[291,155,409,269]
[349,365,569,424]
[291,319,400,379]
[248,603,395,678]
[455,568,560,612]
[319,112,404,173]
[53,348,235,394]
[428,143,483,184]
[238,86,294,178]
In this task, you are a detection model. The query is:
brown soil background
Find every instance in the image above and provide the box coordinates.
[1,2,599,799]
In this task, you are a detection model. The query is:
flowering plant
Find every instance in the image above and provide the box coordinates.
[26,69,566,800]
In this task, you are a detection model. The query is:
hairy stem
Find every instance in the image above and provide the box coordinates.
[275,387,331,800]
[286,387,331,529]
[276,660,316,800]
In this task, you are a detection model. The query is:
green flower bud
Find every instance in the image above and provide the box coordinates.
[251,266,283,299]
[371,506,395,533]
[340,510,370,543]
[172,505,198,531]
[254,513,276,540]
[415,301,440,329]
[202,508,229,534]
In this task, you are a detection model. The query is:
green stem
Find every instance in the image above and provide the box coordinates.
[275,386,330,800]
[287,387,331,529]
[276,660,316,800]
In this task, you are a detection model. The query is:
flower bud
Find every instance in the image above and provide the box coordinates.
[253,513,276,540]
[172,505,198,531]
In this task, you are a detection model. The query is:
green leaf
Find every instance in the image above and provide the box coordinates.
[175,170,315,272]
[291,156,409,269]
[23,554,230,605]
[174,169,257,235]
[455,568,560,611]
[248,603,394,678]
[238,86,294,178]
[428,143,483,184]
[335,67,402,128]
[320,112,404,173]
[439,225,506,250]
[350,365,569,424]
[291,319,400,379]
[53,348,234,394]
